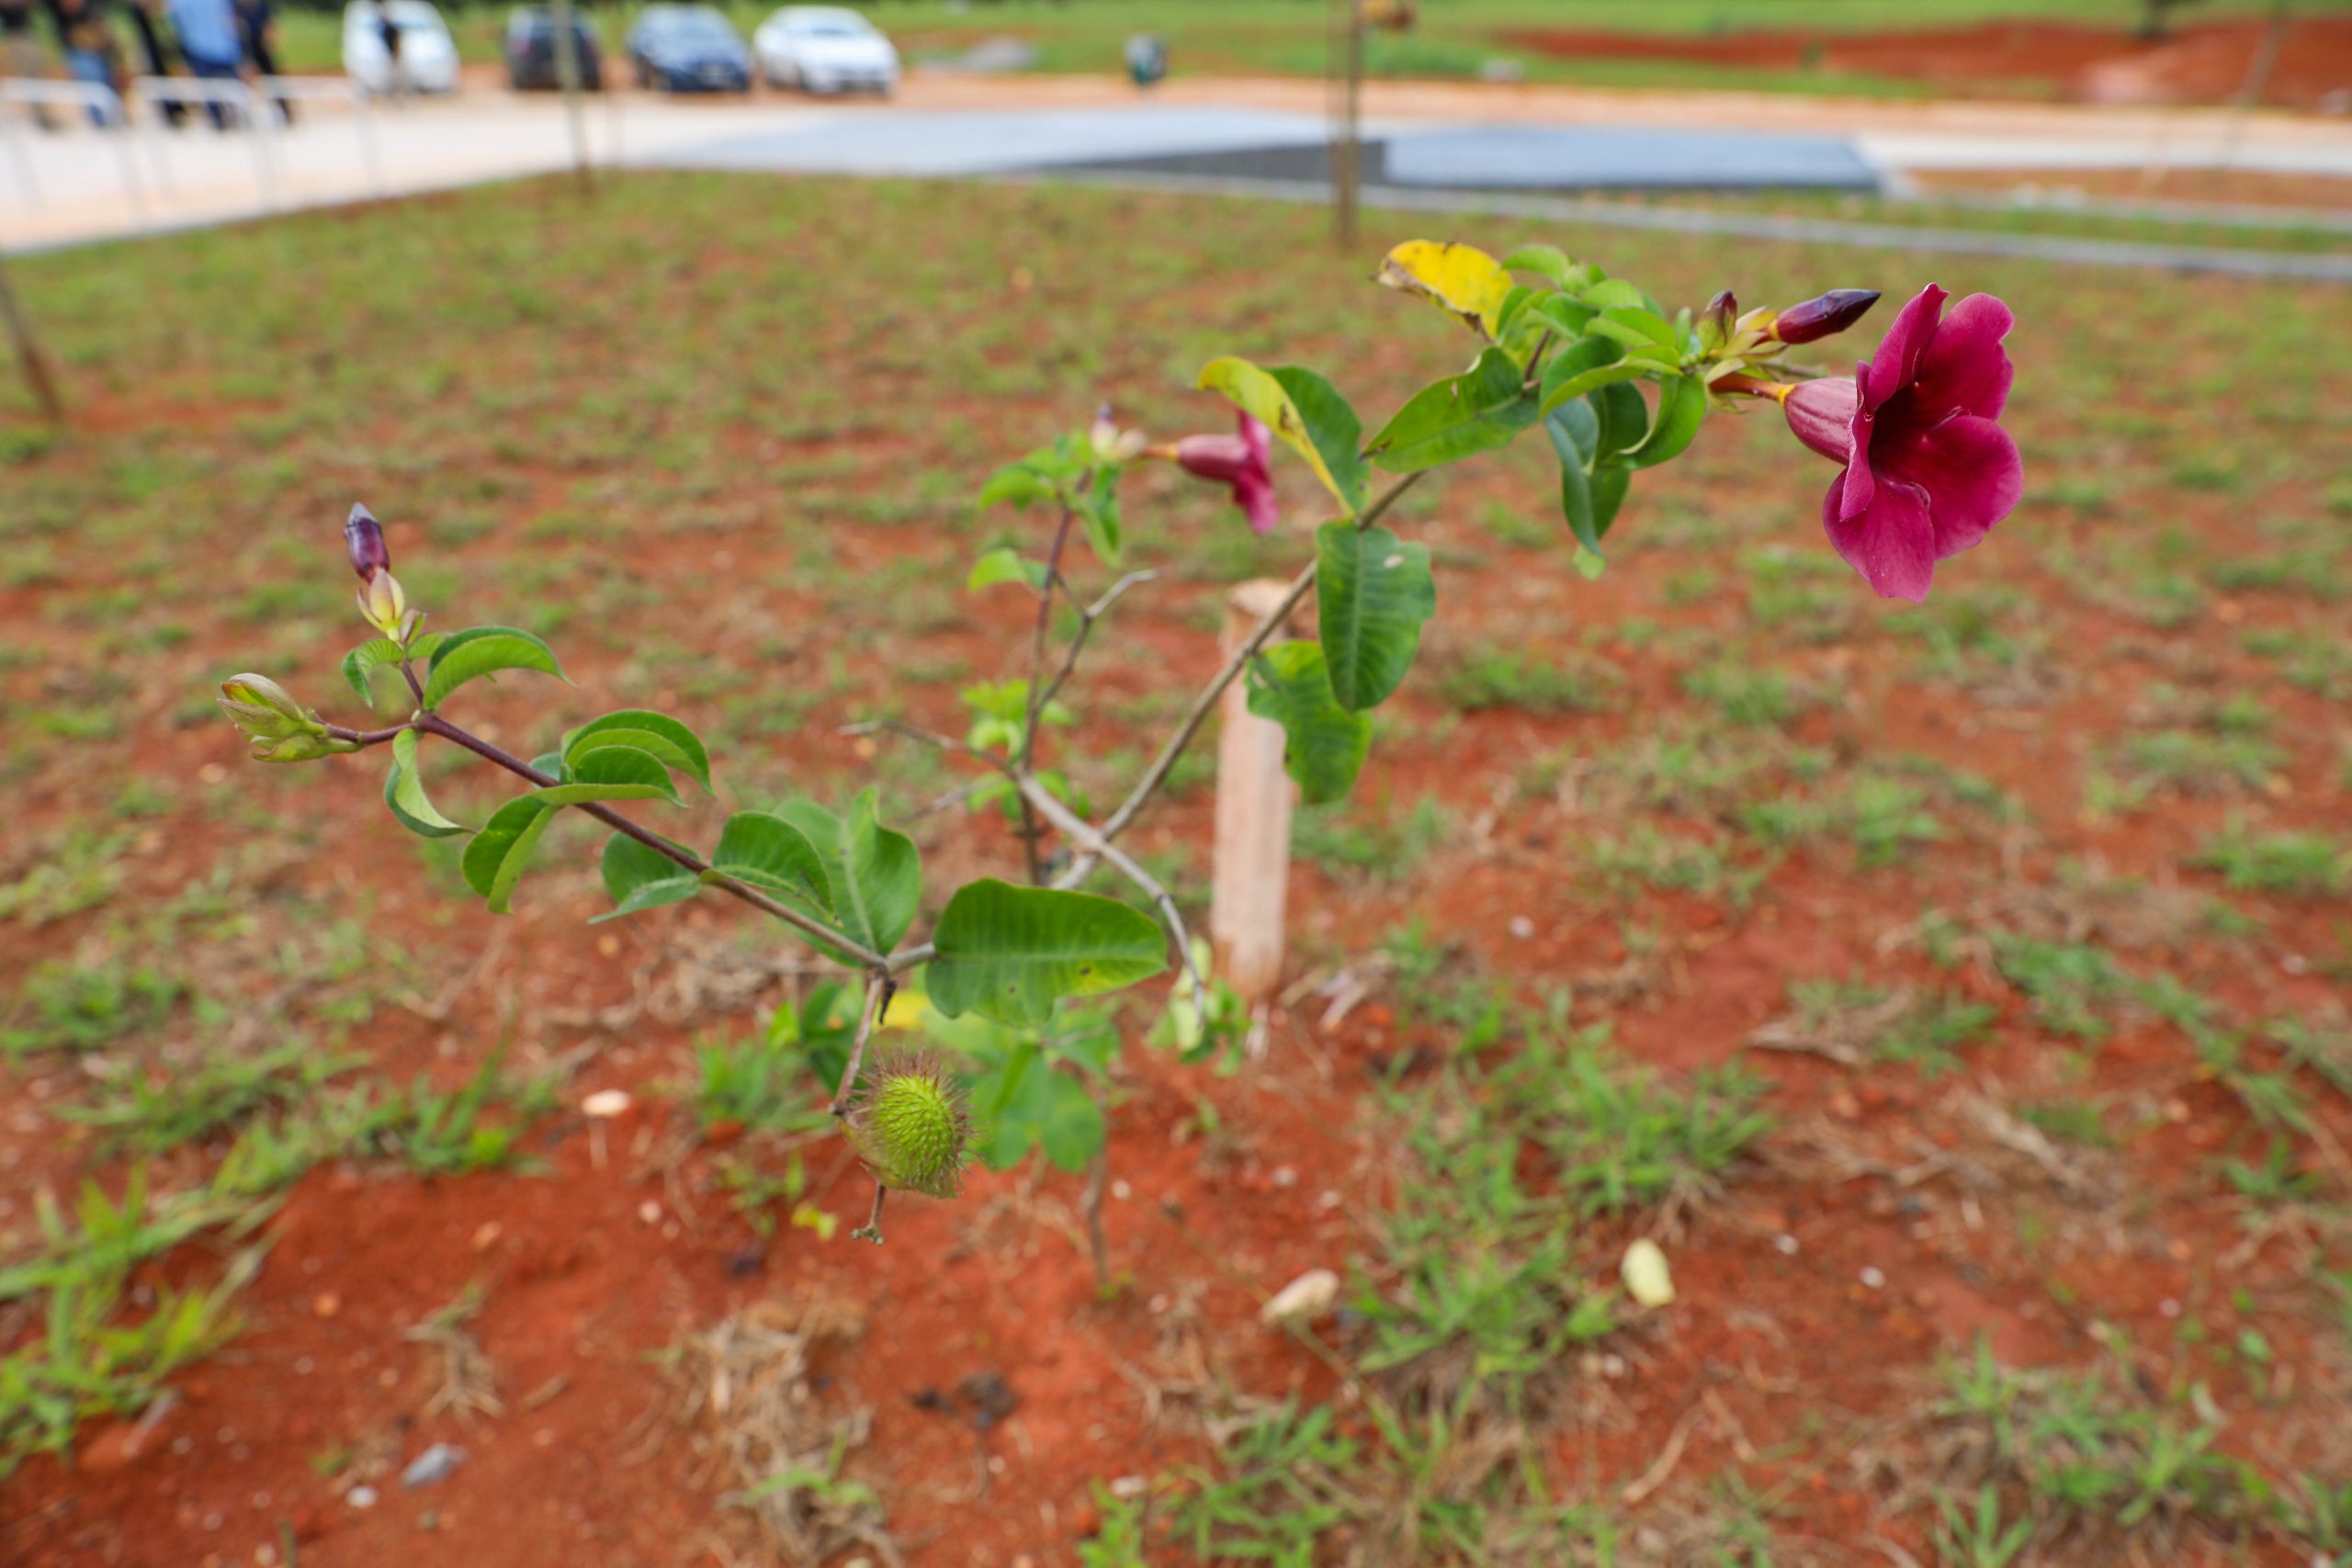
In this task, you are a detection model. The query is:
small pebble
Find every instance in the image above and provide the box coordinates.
[1260,1269,1340,1326]
[348,1486,379,1510]
[401,1444,466,1489]
[1775,1234,1799,1256]
[1859,1266,1887,1291]
[582,1089,631,1118]
[1507,915,1535,940]
[638,1200,662,1224]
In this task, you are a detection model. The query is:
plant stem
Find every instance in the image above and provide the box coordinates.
[830,971,891,1117]
[322,722,413,747]
[411,710,887,972]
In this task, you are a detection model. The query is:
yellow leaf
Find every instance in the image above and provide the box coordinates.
[1621,1237,1675,1308]
[1377,240,1512,337]
[1195,356,1353,513]
[879,989,929,1032]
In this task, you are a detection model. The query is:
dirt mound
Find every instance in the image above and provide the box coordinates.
[1500,17,2352,108]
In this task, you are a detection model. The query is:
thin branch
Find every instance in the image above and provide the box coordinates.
[322,721,413,748]
[1072,468,1424,883]
[412,710,888,972]
[1017,772,1205,1015]
[830,971,891,1117]
[1034,567,1162,717]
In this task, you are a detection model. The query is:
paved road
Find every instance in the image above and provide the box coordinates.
[5,74,2348,258]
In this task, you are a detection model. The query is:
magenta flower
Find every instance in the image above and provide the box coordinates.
[1780,284,2022,603]
[1172,412,1278,535]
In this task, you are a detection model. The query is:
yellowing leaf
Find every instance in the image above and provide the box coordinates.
[1377,240,1512,338]
[1195,357,1366,514]
[1621,1237,1676,1308]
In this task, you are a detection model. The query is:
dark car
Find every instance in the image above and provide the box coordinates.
[625,4,751,93]
[505,7,603,91]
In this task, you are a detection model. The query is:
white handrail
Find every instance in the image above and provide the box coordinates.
[256,75,383,197]
[0,79,147,222]
[129,75,277,210]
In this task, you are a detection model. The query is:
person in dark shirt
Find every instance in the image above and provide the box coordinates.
[234,0,289,120]
[121,0,190,126]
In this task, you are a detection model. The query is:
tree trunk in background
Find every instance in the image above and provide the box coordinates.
[0,255,65,425]
[551,0,592,192]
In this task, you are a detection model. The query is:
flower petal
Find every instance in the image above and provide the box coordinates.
[1857,283,1948,412]
[1824,469,1937,603]
[1781,378,1858,463]
[1839,360,1877,522]
[1875,412,2022,560]
[1235,470,1280,536]
[1908,293,2014,422]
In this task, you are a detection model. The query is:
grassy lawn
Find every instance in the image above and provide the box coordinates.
[4,171,2351,1564]
[266,0,2352,91]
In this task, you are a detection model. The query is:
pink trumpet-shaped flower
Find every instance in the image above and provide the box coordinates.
[1172,412,1278,535]
[1780,283,2022,603]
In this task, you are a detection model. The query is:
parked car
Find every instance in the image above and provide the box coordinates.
[341,0,460,95]
[505,7,603,91]
[625,5,752,94]
[752,6,897,95]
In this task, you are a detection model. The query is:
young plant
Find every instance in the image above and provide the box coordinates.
[214,240,2021,1243]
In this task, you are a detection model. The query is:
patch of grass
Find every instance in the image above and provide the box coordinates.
[0,829,135,927]
[2191,824,2350,896]
[60,1040,356,1154]
[1588,823,1765,904]
[1740,773,1947,867]
[1294,795,1452,884]
[2,961,182,1056]
[1433,643,1617,716]
[1679,660,1810,728]
[1991,936,2132,1043]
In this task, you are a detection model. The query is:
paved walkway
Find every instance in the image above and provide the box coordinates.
[5,74,2348,257]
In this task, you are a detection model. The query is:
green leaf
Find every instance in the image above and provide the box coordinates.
[460,796,556,915]
[1595,305,1679,354]
[1549,420,1603,558]
[1077,484,1123,566]
[1589,383,1650,468]
[928,879,1169,1028]
[1498,243,1574,285]
[562,710,712,794]
[969,1043,1107,1173]
[1627,374,1707,469]
[1245,641,1372,806]
[594,832,701,922]
[1580,278,1653,311]
[778,790,922,956]
[532,745,681,807]
[977,459,1056,511]
[342,637,404,709]
[1316,522,1435,712]
[383,728,468,839]
[1365,347,1538,473]
[967,547,1047,593]
[421,627,566,711]
[1195,356,1368,515]
[1536,336,1645,416]
[707,810,833,912]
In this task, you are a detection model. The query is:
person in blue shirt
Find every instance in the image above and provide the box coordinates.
[161,0,238,125]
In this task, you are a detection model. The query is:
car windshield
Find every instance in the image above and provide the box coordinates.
[794,17,867,36]
[647,9,732,42]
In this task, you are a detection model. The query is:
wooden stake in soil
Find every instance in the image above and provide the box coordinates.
[0,254,64,425]
[1210,580,1297,1005]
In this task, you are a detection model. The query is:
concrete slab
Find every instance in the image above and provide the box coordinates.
[645,105,1332,176]
[1384,123,1880,192]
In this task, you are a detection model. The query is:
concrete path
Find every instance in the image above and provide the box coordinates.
[5,74,2348,257]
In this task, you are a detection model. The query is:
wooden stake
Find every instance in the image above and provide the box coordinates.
[0,254,63,425]
[1211,581,1296,1005]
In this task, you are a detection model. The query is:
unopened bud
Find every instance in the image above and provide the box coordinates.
[356,570,407,635]
[1699,289,1736,350]
[1089,405,1147,464]
[218,674,349,760]
[345,502,390,582]
[1770,289,1881,344]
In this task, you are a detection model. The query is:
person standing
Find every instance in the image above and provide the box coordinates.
[373,0,402,97]
[1,0,56,129]
[161,0,235,125]
[123,0,190,125]
[41,0,121,122]
[234,0,288,120]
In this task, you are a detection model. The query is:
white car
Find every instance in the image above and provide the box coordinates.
[342,0,461,95]
[752,6,898,95]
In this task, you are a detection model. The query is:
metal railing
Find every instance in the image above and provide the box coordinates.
[256,75,383,197]
[0,79,150,221]
[129,76,277,209]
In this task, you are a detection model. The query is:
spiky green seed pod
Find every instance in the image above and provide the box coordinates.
[843,1052,972,1201]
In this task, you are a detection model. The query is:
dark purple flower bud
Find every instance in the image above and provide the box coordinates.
[345,502,390,582]
[1702,290,1736,341]
[1771,288,1881,344]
